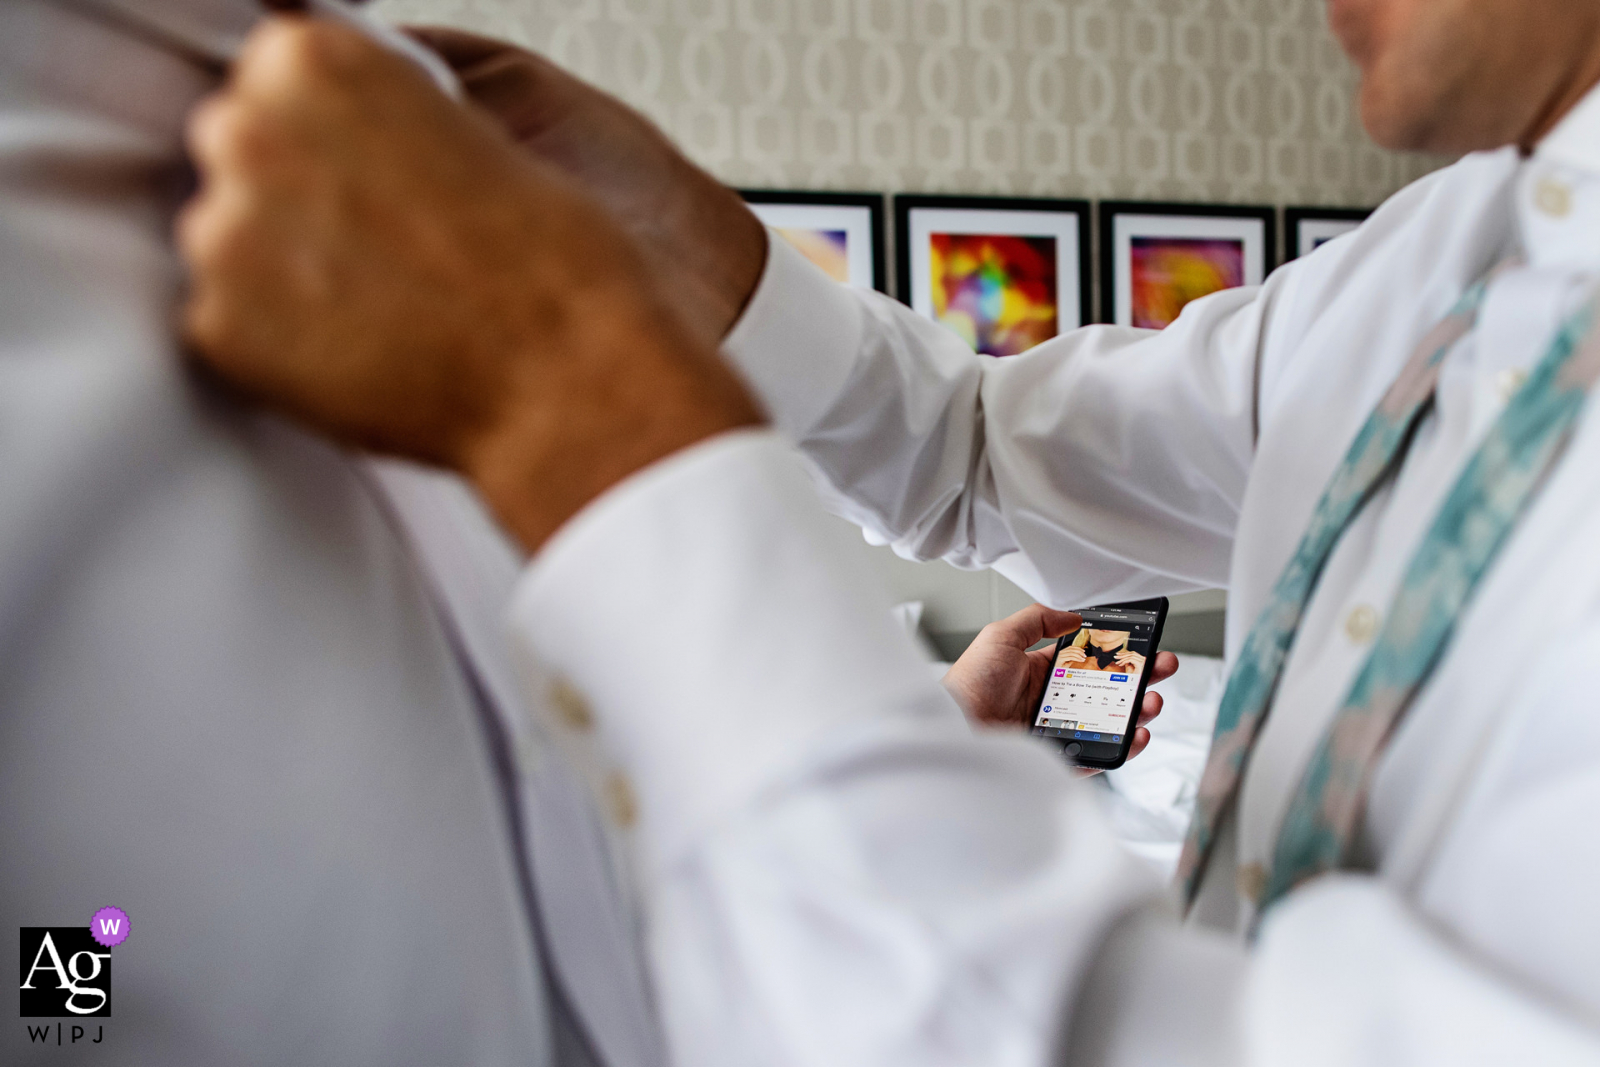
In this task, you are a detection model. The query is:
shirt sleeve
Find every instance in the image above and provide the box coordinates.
[721,234,1284,606]
[508,429,1164,1067]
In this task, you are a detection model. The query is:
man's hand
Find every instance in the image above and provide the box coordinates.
[942,604,1177,769]
[406,26,769,352]
[179,17,762,551]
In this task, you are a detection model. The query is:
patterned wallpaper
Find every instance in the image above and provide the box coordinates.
[371,0,1451,208]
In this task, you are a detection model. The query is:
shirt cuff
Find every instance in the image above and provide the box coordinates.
[507,429,962,878]
[720,230,866,439]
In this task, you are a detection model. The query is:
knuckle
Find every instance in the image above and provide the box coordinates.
[182,288,233,363]
[241,18,369,96]
[298,21,371,76]
[188,96,283,177]
[176,208,258,342]
[172,198,209,261]
[260,17,330,68]
[174,191,230,266]
[185,95,241,164]
[238,18,310,85]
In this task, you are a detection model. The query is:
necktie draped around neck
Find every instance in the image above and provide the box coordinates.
[1177,263,1600,919]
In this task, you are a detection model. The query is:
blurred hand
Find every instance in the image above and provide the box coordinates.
[179,16,762,551]
[406,26,769,352]
[942,604,1177,771]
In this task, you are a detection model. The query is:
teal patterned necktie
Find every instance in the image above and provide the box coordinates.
[1176,271,1600,914]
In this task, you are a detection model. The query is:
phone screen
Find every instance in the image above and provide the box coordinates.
[1031,601,1164,766]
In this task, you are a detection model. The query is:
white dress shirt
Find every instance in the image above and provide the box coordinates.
[1,4,661,1064]
[507,83,1600,1066]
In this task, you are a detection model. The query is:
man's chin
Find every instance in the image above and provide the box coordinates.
[1358,91,1429,153]
[1357,72,1471,155]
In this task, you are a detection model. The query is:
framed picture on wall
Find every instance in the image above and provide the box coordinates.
[895,195,1091,358]
[1285,206,1371,259]
[740,190,886,292]
[1099,202,1276,329]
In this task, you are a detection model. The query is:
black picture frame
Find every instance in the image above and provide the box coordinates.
[1097,201,1277,327]
[739,189,888,293]
[1284,206,1372,259]
[893,194,1092,354]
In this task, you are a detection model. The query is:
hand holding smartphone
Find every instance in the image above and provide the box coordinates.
[1029,597,1169,770]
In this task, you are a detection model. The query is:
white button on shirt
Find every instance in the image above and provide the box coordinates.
[1343,604,1380,644]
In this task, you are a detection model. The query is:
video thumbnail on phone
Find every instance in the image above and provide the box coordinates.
[1033,617,1155,743]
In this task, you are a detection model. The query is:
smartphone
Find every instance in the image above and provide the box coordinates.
[1029,597,1169,770]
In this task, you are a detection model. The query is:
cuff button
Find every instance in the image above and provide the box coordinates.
[549,678,595,732]
[604,772,638,830]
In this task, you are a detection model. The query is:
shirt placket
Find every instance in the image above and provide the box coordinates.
[1233,204,1595,900]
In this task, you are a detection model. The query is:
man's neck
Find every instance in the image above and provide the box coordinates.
[1519,52,1600,153]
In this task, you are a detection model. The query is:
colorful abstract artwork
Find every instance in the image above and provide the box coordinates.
[775,227,850,283]
[1129,236,1245,329]
[929,233,1059,357]
[742,193,885,290]
[1102,204,1271,327]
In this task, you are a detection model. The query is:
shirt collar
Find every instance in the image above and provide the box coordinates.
[1517,79,1600,271]
[1535,77,1600,174]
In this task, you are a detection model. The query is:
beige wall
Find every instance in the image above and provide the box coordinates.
[373,0,1448,204]
[368,0,1447,644]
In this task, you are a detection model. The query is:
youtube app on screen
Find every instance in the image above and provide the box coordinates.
[1033,604,1160,745]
